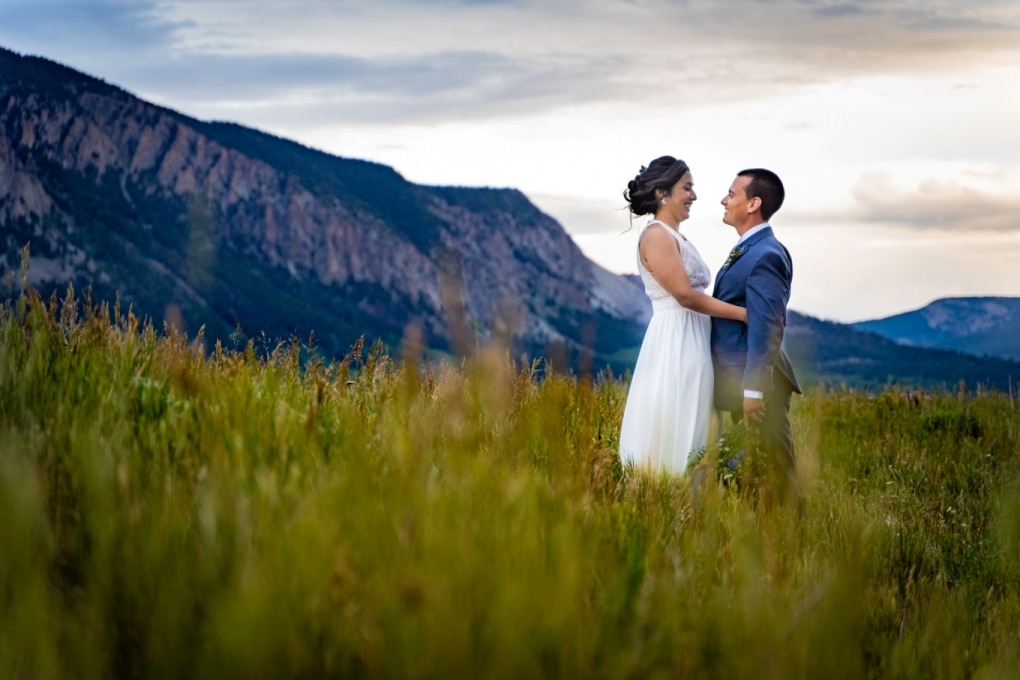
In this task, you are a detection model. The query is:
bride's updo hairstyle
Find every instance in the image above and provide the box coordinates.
[624,156,691,217]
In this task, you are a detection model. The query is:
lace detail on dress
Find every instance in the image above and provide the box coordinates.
[636,219,712,301]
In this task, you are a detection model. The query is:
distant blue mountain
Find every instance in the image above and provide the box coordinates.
[784,310,1019,393]
[850,297,1020,362]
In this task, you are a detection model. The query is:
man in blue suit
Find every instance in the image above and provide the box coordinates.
[711,168,801,502]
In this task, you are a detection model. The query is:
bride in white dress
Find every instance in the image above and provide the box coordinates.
[619,157,747,474]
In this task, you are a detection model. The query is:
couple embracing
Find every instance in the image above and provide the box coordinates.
[618,156,801,500]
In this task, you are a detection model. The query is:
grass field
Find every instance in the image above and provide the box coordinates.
[2,285,1019,679]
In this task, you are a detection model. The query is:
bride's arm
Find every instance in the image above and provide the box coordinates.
[640,228,747,323]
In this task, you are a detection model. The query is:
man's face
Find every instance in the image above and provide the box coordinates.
[721,175,752,228]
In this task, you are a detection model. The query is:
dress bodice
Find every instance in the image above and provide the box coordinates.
[636,219,712,301]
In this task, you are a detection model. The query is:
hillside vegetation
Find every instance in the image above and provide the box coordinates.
[1,46,648,372]
[2,283,1020,679]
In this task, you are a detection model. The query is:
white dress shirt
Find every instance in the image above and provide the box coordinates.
[736,223,770,400]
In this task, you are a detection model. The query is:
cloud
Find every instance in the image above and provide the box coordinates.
[0,0,183,56]
[810,3,867,19]
[719,0,1017,34]
[529,194,634,236]
[651,0,1020,78]
[125,49,633,126]
[5,0,1018,130]
[850,171,1020,232]
[186,0,1019,121]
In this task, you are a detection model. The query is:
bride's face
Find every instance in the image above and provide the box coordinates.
[663,172,697,222]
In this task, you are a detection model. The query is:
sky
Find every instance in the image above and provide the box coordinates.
[2,0,1019,322]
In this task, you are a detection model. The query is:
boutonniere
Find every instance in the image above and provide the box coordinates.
[723,245,747,268]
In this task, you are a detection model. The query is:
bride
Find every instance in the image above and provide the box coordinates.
[619,156,747,474]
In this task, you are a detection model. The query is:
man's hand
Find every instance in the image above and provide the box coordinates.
[743,396,765,425]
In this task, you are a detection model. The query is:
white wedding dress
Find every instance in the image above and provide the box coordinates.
[619,219,714,473]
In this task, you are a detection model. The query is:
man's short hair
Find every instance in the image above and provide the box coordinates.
[738,168,785,221]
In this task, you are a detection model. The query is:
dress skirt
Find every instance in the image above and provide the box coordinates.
[619,297,714,474]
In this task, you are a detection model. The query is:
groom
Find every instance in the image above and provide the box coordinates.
[711,168,801,502]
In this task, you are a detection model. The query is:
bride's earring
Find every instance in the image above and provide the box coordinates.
[660,198,667,205]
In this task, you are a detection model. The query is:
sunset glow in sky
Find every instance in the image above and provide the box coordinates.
[3,0,1019,321]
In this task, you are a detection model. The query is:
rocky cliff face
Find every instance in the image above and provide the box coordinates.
[0,47,648,366]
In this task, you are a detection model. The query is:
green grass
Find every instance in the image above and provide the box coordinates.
[2,285,1019,679]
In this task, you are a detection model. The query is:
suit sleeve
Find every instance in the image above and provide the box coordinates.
[743,247,792,393]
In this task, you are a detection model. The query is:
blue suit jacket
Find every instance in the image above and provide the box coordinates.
[711,226,801,412]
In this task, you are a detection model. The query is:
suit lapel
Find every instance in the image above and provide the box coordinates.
[717,227,772,280]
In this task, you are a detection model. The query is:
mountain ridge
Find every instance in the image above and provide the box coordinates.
[1,45,649,369]
[787,310,1019,393]
[2,45,1018,391]
[850,296,1020,362]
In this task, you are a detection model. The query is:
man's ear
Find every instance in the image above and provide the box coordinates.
[748,196,762,214]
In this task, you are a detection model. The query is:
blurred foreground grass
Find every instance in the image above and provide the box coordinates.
[2,285,1019,679]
